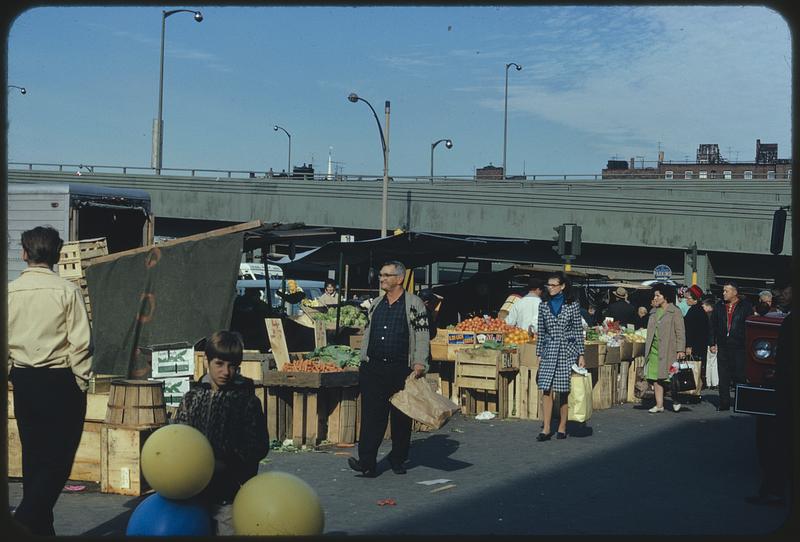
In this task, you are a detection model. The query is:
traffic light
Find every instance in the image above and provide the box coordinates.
[552,225,566,256]
[688,243,697,270]
[770,209,787,255]
[571,225,582,256]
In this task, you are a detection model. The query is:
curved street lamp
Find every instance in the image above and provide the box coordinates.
[348,92,391,237]
[273,125,292,175]
[503,62,522,180]
[8,85,27,95]
[430,138,453,180]
[154,8,203,175]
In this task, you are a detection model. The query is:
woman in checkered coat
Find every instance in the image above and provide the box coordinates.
[535,272,586,441]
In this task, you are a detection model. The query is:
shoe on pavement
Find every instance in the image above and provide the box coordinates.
[348,456,377,478]
[673,403,682,412]
[390,464,407,475]
[648,406,664,413]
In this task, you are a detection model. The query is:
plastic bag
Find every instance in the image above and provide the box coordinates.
[390,375,460,430]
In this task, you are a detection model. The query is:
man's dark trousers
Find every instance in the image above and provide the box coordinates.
[716,345,745,408]
[357,360,412,471]
[11,367,86,536]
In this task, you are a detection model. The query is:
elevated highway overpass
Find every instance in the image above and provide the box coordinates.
[7,167,792,288]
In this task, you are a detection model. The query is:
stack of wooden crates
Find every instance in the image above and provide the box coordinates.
[57,237,108,321]
[7,375,161,496]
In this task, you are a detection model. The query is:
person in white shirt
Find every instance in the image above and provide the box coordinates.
[504,277,543,333]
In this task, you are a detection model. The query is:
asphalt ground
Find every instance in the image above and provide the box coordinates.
[5,389,792,536]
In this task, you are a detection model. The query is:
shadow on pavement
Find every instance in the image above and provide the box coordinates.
[406,434,472,472]
[80,493,148,536]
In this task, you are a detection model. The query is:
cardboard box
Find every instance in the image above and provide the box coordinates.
[149,343,194,378]
[152,376,191,407]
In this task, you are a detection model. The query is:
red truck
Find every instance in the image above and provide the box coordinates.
[745,313,787,386]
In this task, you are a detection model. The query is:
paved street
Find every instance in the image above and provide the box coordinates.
[6,390,791,536]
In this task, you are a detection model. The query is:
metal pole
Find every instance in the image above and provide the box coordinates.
[430,142,435,182]
[503,66,509,181]
[156,11,166,175]
[287,133,291,175]
[335,251,344,336]
[382,101,391,237]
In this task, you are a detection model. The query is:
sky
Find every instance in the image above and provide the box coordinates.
[5,5,793,178]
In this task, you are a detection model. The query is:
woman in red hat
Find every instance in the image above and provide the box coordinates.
[683,285,709,387]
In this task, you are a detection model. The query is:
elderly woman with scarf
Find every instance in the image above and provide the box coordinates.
[535,271,585,441]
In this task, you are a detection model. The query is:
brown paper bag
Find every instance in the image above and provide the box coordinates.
[684,359,703,396]
[567,373,593,422]
[390,374,460,430]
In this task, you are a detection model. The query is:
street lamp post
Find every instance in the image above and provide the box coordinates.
[154,8,203,175]
[503,62,522,180]
[8,85,27,95]
[348,93,390,237]
[273,125,291,175]
[430,138,453,181]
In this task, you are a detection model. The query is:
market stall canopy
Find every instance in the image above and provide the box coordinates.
[241,222,338,252]
[270,232,537,271]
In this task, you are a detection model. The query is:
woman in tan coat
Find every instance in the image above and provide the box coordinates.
[644,283,686,413]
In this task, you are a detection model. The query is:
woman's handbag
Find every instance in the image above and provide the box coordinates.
[671,361,697,392]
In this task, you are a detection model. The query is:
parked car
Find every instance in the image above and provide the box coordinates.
[235,279,324,317]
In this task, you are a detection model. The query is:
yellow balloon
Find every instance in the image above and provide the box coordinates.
[140,424,215,500]
[232,472,324,535]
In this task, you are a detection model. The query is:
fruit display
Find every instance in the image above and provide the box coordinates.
[280,357,343,373]
[503,327,533,346]
[454,316,516,333]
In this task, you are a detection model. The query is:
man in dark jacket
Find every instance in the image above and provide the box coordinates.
[604,287,637,328]
[173,331,270,534]
[683,285,709,382]
[708,280,753,411]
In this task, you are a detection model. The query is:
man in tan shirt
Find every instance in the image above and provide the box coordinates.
[8,226,93,536]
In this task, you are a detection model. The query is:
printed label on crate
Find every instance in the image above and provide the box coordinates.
[153,377,191,407]
[447,332,476,345]
[151,347,194,378]
[476,332,504,344]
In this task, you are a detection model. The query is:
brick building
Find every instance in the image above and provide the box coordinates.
[602,139,792,180]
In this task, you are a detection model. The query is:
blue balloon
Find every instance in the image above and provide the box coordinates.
[126,493,212,536]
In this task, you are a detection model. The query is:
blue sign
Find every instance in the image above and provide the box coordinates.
[654,264,672,281]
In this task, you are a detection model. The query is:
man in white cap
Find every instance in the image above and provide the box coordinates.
[603,286,637,327]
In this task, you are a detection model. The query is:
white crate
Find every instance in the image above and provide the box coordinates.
[151,376,192,408]
[151,346,194,378]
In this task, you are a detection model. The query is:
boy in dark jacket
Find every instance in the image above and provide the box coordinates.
[173,331,269,534]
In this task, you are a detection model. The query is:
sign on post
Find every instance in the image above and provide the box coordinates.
[653,264,672,281]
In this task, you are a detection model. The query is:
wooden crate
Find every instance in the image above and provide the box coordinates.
[428,360,457,403]
[265,385,359,447]
[591,364,616,410]
[605,345,621,365]
[9,389,109,422]
[627,356,647,404]
[58,238,108,279]
[632,341,645,358]
[616,361,630,404]
[518,342,539,369]
[512,366,543,420]
[101,425,157,496]
[8,419,103,482]
[88,374,122,394]
[583,342,601,368]
[349,334,364,350]
[620,340,633,362]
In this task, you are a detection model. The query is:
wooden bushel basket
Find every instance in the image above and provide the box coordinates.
[105,379,167,428]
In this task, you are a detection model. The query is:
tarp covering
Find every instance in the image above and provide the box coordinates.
[272,232,536,272]
[86,232,244,377]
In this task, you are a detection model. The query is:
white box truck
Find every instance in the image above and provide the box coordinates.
[7,182,153,281]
